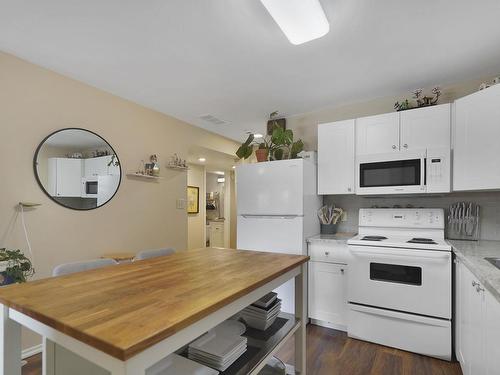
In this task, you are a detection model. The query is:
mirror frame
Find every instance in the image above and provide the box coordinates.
[33,127,122,211]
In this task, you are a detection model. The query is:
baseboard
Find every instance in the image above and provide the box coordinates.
[310,318,347,332]
[22,344,43,359]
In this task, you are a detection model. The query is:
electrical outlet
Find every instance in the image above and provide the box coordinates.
[341,211,348,222]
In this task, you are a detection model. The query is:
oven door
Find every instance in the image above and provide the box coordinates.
[348,245,451,319]
[356,151,426,195]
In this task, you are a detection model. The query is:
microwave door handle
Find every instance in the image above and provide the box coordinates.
[421,157,426,191]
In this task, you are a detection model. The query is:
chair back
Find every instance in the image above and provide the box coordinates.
[52,258,117,277]
[134,248,175,261]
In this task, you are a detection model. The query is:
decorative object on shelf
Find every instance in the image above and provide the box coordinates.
[394,86,442,111]
[167,153,188,170]
[266,111,286,136]
[187,185,200,214]
[236,113,304,162]
[493,76,500,85]
[0,248,34,286]
[317,205,344,234]
[447,202,480,241]
[144,154,160,177]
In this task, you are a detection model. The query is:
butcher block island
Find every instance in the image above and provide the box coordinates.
[0,247,308,375]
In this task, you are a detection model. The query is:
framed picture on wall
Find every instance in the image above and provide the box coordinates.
[187,186,199,214]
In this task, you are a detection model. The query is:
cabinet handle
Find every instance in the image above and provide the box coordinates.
[403,144,408,149]
[341,268,345,274]
[347,187,352,192]
[392,145,397,150]
[476,285,485,293]
[324,251,330,256]
[472,281,480,287]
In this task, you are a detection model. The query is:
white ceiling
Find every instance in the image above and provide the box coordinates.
[2,1,500,141]
[44,129,108,149]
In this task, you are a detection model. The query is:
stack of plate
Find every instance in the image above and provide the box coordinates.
[188,330,247,371]
[147,353,219,375]
[241,293,281,331]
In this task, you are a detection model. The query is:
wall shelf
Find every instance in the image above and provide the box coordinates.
[166,165,189,171]
[126,173,163,180]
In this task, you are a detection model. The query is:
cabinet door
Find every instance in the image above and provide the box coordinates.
[400,104,451,150]
[84,156,109,177]
[317,120,355,194]
[484,288,500,375]
[356,112,400,155]
[56,158,82,197]
[209,224,224,247]
[459,263,485,375]
[454,84,500,191]
[308,262,348,330]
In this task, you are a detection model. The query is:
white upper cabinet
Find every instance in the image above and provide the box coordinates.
[48,158,82,197]
[400,104,451,150]
[84,156,113,177]
[453,85,500,191]
[356,112,400,155]
[317,120,355,195]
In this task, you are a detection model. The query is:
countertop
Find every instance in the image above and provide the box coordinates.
[307,232,357,243]
[450,240,500,303]
[0,247,308,360]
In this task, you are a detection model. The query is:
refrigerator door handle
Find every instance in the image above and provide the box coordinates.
[240,214,303,219]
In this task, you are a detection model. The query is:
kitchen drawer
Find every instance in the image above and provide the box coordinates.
[308,241,350,264]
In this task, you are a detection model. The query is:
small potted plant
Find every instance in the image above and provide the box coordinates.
[0,248,35,286]
[236,133,273,162]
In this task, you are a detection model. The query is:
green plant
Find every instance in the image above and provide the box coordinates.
[107,154,120,167]
[270,125,304,160]
[236,120,304,161]
[0,248,34,284]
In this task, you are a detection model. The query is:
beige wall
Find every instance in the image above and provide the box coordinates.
[187,164,206,249]
[287,76,496,151]
[0,51,237,349]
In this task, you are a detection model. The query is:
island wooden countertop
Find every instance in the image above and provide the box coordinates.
[0,247,308,360]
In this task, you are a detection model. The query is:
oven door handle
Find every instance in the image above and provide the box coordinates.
[349,247,451,261]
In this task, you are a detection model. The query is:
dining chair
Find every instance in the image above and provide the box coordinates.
[134,247,175,261]
[52,258,118,277]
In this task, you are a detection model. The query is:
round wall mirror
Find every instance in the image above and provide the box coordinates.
[34,128,121,210]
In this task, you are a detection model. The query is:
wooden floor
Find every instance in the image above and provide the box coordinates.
[23,325,462,375]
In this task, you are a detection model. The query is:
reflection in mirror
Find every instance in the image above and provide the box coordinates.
[34,128,121,210]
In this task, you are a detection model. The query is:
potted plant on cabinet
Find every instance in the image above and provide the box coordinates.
[0,248,34,286]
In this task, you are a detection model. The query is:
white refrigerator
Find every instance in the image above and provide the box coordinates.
[236,154,321,313]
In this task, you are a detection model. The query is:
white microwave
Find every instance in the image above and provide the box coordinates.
[81,177,98,198]
[356,148,450,195]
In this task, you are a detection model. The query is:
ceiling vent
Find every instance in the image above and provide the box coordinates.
[199,114,228,125]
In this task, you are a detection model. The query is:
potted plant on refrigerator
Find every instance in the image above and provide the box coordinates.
[0,248,34,286]
[236,124,304,162]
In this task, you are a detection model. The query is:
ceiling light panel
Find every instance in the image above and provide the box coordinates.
[260,0,330,45]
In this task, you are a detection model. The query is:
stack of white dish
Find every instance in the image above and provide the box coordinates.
[241,292,281,331]
[146,353,219,375]
[188,320,247,371]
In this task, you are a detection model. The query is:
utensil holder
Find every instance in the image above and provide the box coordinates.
[321,224,338,235]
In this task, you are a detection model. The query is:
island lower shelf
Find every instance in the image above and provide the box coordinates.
[177,312,299,375]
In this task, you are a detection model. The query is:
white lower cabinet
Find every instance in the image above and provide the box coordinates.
[308,241,350,331]
[456,260,500,375]
[308,261,348,331]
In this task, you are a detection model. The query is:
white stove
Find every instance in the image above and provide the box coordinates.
[347,208,452,361]
[348,234,451,251]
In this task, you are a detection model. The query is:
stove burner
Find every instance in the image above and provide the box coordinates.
[361,236,388,241]
[407,237,437,244]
